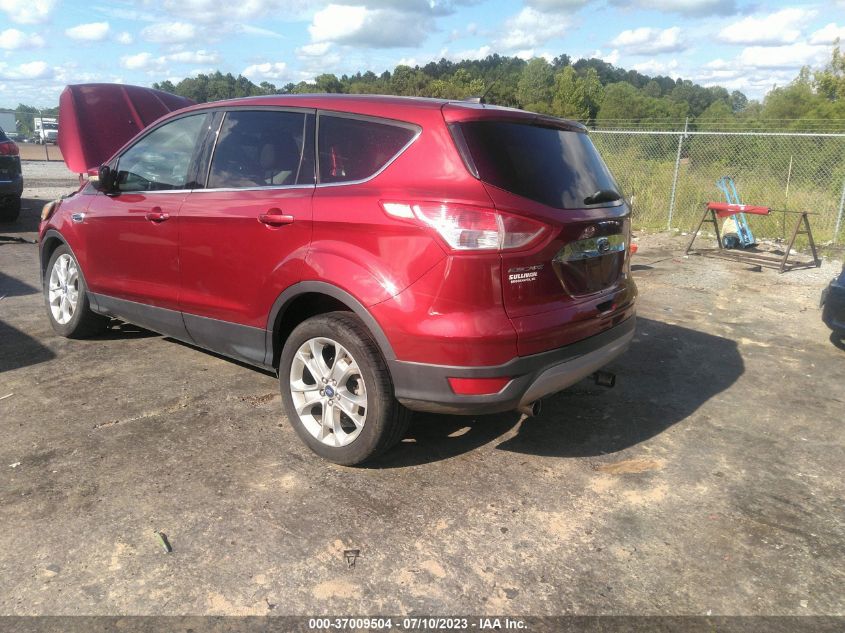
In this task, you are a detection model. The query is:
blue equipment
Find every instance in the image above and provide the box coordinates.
[716,176,756,248]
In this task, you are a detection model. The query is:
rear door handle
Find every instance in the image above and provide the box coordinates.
[145,208,170,223]
[71,213,85,223]
[258,210,295,227]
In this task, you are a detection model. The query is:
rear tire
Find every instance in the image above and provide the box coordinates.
[44,245,109,338]
[279,311,410,465]
[0,196,20,223]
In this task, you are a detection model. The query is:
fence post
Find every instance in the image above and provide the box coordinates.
[835,177,845,245]
[667,117,688,230]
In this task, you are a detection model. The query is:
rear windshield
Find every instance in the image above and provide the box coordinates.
[0,128,7,141]
[455,121,621,209]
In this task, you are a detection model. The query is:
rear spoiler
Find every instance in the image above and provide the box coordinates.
[58,83,196,174]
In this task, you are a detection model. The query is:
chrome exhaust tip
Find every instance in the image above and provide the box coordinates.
[517,400,542,417]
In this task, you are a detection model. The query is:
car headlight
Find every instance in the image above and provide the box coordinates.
[41,199,59,222]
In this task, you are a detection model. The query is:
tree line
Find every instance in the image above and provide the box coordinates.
[8,44,845,133]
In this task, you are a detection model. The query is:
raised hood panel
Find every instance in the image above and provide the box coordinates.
[58,83,195,173]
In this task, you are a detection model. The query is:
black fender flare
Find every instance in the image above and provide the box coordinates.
[264,281,397,368]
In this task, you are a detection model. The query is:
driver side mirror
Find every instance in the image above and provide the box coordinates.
[94,164,117,193]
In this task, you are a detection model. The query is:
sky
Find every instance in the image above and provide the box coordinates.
[1,0,845,108]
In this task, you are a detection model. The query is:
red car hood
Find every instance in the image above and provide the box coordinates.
[58,83,195,173]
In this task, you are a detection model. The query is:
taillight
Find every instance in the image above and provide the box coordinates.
[380,201,548,252]
[0,141,19,156]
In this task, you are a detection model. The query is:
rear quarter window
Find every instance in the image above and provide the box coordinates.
[455,120,621,210]
[317,114,418,184]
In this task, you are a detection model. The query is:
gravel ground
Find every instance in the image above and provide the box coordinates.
[0,160,843,618]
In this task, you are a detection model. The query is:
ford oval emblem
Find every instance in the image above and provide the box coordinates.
[597,237,610,253]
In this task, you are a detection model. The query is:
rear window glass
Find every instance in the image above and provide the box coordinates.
[318,115,417,184]
[456,121,621,209]
[209,110,313,189]
[0,128,8,141]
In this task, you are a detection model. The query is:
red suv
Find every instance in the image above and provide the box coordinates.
[41,84,636,465]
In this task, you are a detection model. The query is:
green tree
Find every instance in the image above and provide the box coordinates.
[517,58,554,113]
[814,43,845,101]
[598,82,688,127]
[552,66,588,120]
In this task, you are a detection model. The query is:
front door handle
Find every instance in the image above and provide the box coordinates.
[71,212,85,223]
[258,210,295,227]
[146,208,170,223]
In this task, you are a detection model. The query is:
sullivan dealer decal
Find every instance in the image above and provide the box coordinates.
[508,264,544,284]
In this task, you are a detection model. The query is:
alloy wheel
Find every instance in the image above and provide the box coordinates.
[289,337,368,447]
[48,254,79,325]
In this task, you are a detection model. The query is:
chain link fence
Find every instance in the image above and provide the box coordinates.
[590,129,845,245]
[0,108,62,161]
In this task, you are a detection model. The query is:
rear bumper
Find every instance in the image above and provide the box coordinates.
[390,316,635,415]
[0,174,23,198]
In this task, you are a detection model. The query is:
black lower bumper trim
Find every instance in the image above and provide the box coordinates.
[390,316,636,415]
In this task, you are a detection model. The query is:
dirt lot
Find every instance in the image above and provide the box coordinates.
[1,161,843,617]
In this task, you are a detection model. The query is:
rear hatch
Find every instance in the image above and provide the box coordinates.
[444,105,634,353]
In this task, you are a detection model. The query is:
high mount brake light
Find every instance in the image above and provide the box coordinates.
[0,141,19,156]
[380,201,548,252]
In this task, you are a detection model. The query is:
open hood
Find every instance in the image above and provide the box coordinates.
[58,83,195,173]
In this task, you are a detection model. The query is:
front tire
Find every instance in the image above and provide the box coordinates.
[44,245,109,338]
[279,311,410,465]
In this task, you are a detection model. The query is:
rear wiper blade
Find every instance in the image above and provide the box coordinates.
[584,189,621,205]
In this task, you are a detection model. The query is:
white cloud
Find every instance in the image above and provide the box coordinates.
[737,43,829,69]
[692,43,832,98]
[525,0,590,9]
[632,58,680,75]
[242,61,290,81]
[810,23,845,46]
[167,50,220,64]
[496,7,571,51]
[614,0,735,16]
[116,31,134,45]
[119,49,221,71]
[121,52,154,70]
[718,8,816,46]
[308,4,431,48]
[297,42,333,57]
[585,48,620,64]
[65,22,111,41]
[453,45,492,61]
[611,26,685,54]
[237,24,283,38]
[140,22,197,43]
[0,59,51,79]
[0,28,45,49]
[0,0,54,24]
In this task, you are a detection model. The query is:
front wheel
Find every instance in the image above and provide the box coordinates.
[279,311,410,465]
[44,245,109,338]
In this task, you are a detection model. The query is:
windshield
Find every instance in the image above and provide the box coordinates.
[456,120,622,210]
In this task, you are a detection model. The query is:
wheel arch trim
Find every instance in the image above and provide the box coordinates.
[265,281,397,368]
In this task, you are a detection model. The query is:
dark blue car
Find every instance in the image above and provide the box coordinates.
[0,125,23,222]
[821,264,845,341]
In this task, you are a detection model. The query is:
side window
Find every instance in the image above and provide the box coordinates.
[208,110,312,189]
[318,115,417,184]
[117,114,208,192]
